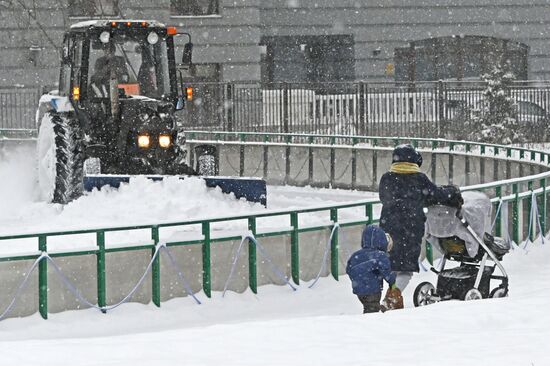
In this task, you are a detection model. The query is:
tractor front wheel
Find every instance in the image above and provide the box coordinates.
[37,111,84,204]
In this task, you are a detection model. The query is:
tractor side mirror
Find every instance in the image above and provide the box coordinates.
[175,95,185,110]
[182,42,193,66]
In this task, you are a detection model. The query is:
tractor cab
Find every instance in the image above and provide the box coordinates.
[60,20,190,108]
[36,20,265,205]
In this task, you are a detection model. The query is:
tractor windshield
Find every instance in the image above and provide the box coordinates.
[88,32,171,100]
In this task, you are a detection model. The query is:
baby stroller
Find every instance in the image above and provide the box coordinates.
[413,191,510,307]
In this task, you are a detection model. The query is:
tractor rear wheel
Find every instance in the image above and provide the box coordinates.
[37,111,84,204]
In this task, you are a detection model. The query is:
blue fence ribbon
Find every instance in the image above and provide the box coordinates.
[0,253,46,321]
[0,243,205,321]
[308,223,339,289]
[223,234,296,297]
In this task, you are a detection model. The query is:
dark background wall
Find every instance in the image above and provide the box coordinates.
[1,0,550,87]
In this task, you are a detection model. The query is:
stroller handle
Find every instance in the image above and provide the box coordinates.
[455,209,469,228]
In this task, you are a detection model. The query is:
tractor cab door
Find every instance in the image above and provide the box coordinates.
[59,33,85,102]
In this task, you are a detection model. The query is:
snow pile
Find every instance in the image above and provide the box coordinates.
[0,143,37,219]
[0,242,548,365]
[63,175,264,227]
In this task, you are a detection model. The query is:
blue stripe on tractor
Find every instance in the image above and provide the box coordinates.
[83,175,267,206]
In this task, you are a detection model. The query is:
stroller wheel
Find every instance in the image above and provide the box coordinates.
[413,282,437,307]
[490,287,508,298]
[464,288,483,301]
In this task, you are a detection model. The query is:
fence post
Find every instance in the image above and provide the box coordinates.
[366,203,373,224]
[239,133,245,177]
[512,183,520,244]
[351,137,357,189]
[330,136,335,187]
[282,134,290,185]
[437,80,445,138]
[480,145,486,183]
[248,217,257,294]
[226,83,233,132]
[542,178,547,234]
[96,230,106,310]
[283,82,289,133]
[151,226,161,307]
[263,135,269,179]
[38,235,48,320]
[358,82,366,135]
[202,221,211,298]
[330,208,339,280]
[528,182,535,242]
[308,135,314,185]
[290,212,300,285]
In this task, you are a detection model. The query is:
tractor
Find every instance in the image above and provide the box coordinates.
[36,20,264,205]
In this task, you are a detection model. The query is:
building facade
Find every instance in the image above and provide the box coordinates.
[1,0,550,87]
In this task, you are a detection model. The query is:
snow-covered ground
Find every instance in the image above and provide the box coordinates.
[0,142,548,365]
[0,242,548,365]
[0,143,375,255]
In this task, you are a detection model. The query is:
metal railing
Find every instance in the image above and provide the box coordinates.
[3,81,550,140]
[0,86,41,131]
[179,81,550,140]
[0,133,548,320]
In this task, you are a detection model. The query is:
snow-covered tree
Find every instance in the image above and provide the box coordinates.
[465,66,525,144]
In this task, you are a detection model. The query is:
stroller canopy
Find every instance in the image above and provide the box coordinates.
[425,191,492,258]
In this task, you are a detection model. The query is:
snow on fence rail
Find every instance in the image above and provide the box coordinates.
[0,134,549,320]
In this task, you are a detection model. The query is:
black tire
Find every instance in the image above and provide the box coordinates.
[38,111,84,204]
[195,144,218,176]
[490,287,508,298]
[463,288,483,301]
[413,281,437,307]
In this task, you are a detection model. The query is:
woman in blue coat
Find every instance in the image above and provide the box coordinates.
[379,144,461,290]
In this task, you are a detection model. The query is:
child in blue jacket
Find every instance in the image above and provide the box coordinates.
[346,225,400,313]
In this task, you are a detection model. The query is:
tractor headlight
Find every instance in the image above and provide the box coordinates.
[159,134,172,148]
[137,134,150,148]
[99,31,110,44]
[147,32,159,45]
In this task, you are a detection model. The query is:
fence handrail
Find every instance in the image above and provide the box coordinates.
[1,134,548,242]
[186,130,550,162]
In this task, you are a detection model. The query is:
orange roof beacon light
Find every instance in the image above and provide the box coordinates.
[141,21,148,27]
[72,86,80,101]
[111,21,117,27]
[167,26,177,36]
[126,21,132,26]
[186,87,193,101]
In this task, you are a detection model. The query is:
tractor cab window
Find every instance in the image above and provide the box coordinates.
[87,33,170,100]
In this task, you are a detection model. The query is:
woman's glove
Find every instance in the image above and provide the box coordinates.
[441,185,463,208]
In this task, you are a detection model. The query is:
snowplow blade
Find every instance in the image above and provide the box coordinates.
[83,175,267,206]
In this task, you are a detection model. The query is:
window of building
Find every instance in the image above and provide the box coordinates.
[394,35,529,82]
[68,0,119,17]
[260,35,355,84]
[170,0,219,16]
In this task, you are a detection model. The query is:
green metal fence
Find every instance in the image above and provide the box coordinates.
[0,132,548,320]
